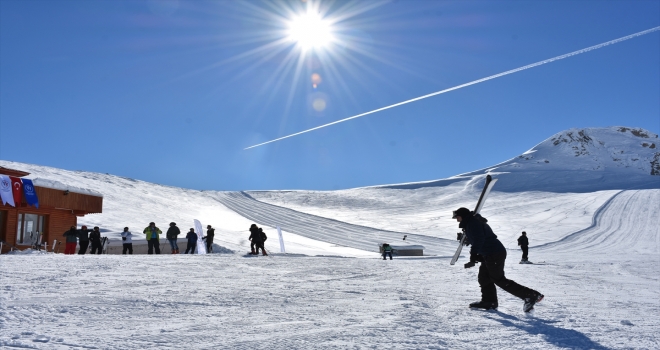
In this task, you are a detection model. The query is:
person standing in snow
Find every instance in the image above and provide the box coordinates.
[204,225,215,253]
[185,228,198,254]
[518,231,529,262]
[248,224,259,255]
[121,227,133,255]
[166,222,181,254]
[254,227,268,256]
[89,226,103,254]
[62,226,78,255]
[143,222,162,254]
[382,243,393,260]
[77,225,93,255]
[453,207,543,312]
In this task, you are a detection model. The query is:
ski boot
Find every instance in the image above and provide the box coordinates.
[523,292,544,312]
[469,301,498,310]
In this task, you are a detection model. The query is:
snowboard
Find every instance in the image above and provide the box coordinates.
[450,175,498,265]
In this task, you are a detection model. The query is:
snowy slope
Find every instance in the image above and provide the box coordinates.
[249,127,660,248]
[1,127,659,349]
[0,160,373,257]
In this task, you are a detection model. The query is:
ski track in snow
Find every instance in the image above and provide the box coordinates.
[214,191,457,255]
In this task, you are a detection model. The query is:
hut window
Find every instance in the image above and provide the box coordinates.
[16,213,45,245]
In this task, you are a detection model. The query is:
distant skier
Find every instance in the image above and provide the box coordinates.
[121,227,133,255]
[62,226,78,255]
[205,225,215,253]
[254,228,268,256]
[248,224,259,255]
[143,222,162,254]
[89,226,103,254]
[453,207,544,312]
[185,228,198,254]
[77,225,93,255]
[518,231,529,263]
[166,222,181,254]
[382,243,393,260]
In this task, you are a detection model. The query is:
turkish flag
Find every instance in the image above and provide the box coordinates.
[9,176,23,206]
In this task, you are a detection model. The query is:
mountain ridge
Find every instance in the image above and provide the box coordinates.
[378,126,659,192]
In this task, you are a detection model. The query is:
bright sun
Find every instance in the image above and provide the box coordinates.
[287,11,334,50]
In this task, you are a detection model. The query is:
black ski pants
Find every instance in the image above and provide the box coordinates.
[521,245,529,261]
[147,238,161,254]
[206,238,213,253]
[122,243,133,254]
[90,240,102,254]
[255,242,266,255]
[478,250,536,303]
[185,242,196,254]
[78,240,89,255]
[382,251,392,260]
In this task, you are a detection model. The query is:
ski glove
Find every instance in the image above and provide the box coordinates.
[464,261,476,269]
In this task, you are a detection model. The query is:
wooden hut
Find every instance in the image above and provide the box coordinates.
[0,166,103,253]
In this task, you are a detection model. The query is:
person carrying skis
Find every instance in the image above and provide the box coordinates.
[121,227,133,255]
[185,228,198,254]
[143,222,162,254]
[89,226,103,254]
[166,222,181,254]
[518,231,529,262]
[77,225,93,255]
[204,225,215,253]
[453,207,543,312]
[254,227,268,256]
[62,226,78,255]
[382,243,393,260]
[248,224,259,255]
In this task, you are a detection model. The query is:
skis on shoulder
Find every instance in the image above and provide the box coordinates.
[449,175,498,265]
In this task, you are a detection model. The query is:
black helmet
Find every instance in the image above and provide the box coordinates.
[170,222,176,226]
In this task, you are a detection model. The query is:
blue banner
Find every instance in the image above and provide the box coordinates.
[21,179,39,208]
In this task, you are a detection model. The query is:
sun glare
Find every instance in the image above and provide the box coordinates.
[287,11,334,50]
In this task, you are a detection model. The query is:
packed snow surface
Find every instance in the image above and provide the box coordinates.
[1,127,659,349]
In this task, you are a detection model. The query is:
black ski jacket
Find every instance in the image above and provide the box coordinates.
[517,236,529,247]
[249,227,259,242]
[460,214,505,256]
[166,226,181,240]
[89,230,101,242]
[206,228,215,239]
[77,228,92,242]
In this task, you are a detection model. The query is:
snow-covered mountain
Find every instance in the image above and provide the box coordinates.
[1,126,658,252]
[2,127,659,350]
[380,126,660,192]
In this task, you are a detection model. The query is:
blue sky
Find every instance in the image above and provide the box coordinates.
[1,0,658,191]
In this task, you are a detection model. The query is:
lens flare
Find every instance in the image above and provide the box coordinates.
[312,98,326,111]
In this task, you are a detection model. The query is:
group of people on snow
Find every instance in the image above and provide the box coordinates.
[62,226,105,255]
[61,222,216,255]
[141,222,216,254]
[248,224,268,255]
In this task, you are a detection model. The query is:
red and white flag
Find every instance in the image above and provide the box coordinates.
[0,175,15,207]
[9,176,23,206]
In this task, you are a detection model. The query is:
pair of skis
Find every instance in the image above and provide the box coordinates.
[449,175,498,265]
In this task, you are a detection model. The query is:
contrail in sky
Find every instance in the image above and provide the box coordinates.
[245,26,660,150]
